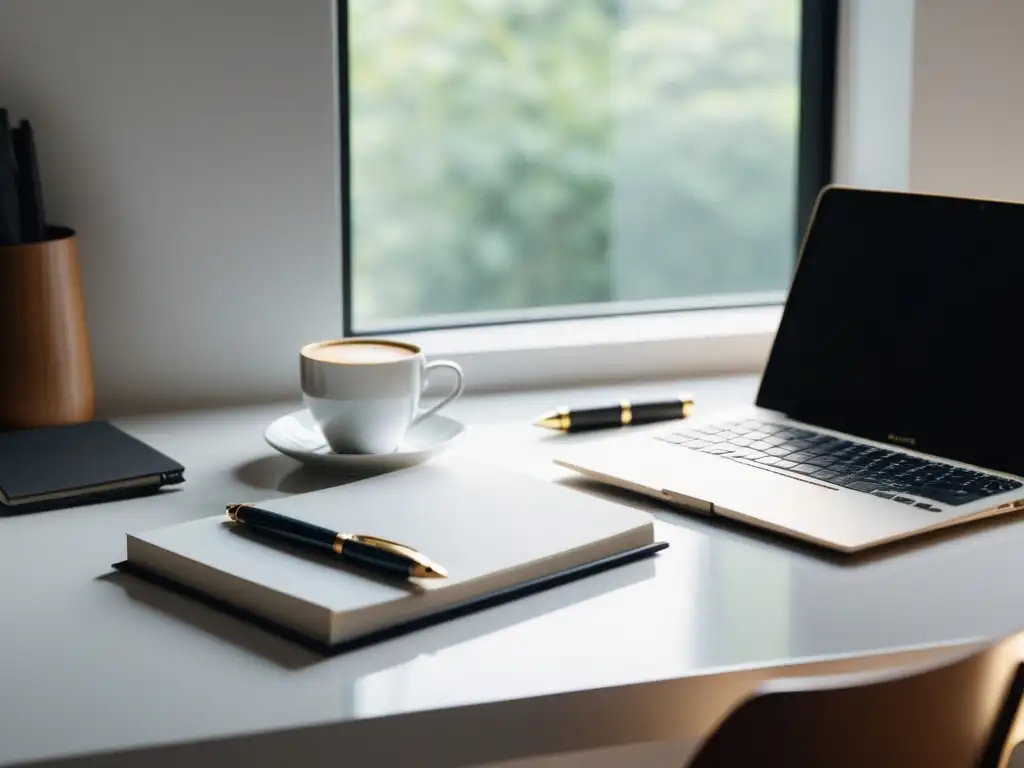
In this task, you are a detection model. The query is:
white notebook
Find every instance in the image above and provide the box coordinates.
[124,462,658,647]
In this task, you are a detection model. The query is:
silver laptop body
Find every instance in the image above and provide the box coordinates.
[556,187,1024,553]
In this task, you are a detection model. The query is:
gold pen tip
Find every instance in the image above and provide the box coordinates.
[534,407,571,430]
[412,562,449,579]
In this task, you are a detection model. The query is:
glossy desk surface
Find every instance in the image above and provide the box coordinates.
[1,376,1021,766]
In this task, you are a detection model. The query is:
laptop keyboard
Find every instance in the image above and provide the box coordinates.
[656,418,1022,510]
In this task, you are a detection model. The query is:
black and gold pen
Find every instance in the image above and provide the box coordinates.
[534,395,695,432]
[225,504,448,579]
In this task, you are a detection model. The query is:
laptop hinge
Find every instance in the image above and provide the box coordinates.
[661,489,714,516]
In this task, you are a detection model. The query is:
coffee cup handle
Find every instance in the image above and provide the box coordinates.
[413,360,465,425]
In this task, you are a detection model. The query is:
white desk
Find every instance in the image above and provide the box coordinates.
[1,376,1019,767]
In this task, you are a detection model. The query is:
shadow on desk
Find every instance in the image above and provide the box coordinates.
[233,455,387,494]
[556,475,1024,567]
[97,554,656,673]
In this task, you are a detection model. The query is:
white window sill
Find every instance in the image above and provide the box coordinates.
[400,304,782,394]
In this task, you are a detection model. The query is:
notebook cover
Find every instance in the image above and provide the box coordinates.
[0,421,184,511]
[2,483,167,516]
[111,541,668,656]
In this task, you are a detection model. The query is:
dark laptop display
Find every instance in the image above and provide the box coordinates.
[757,187,1024,478]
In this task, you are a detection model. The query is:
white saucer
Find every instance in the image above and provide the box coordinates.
[264,409,466,471]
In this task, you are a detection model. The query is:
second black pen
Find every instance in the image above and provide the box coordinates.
[534,395,694,432]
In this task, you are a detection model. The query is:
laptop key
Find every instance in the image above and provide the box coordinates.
[797,445,828,458]
[987,480,1023,493]
[915,486,985,507]
[812,469,839,480]
[825,449,858,462]
[782,439,813,451]
[785,452,816,464]
[730,437,753,447]
[829,475,860,487]
[883,481,913,493]
[683,439,711,449]
[701,446,733,455]
[893,496,916,504]
[845,456,874,468]
[774,460,798,470]
[756,456,781,466]
[814,436,841,448]
[749,441,774,451]
[724,447,756,459]
[805,456,835,468]
[900,458,928,469]
[766,447,791,457]
[788,463,819,475]
[847,480,884,493]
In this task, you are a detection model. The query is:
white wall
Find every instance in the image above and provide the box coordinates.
[909,0,1024,200]
[1,0,1021,416]
[832,0,915,191]
[0,0,340,416]
[834,0,1024,202]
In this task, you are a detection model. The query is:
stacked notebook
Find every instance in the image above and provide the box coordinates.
[0,421,184,513]
[120,463,663,652]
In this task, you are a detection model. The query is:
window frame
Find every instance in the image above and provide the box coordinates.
[337,0,840,389]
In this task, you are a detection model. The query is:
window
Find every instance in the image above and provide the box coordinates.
[341,1,837,335]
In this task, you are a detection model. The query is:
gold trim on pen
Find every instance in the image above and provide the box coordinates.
[620,399,632,426]
[681,398,695,418]
[333,532,348,555]
[559,406,570,431]
[225,503,251,522]
[349,534,449,578]
[351,534,426,562]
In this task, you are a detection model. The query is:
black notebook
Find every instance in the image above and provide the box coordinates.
[0,421,184,513]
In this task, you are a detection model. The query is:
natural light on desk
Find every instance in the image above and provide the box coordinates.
[349,528,707,717]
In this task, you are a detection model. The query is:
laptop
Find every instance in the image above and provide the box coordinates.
[554,186,1024,552]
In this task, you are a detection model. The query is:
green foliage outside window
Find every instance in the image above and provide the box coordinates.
[349,0,799,326]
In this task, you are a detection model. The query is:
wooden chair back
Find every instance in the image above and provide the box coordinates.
[687,631,1024,767]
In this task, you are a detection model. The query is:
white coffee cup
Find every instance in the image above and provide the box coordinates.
[299,338,464,454]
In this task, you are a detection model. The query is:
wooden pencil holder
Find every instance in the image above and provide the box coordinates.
[0,226,95,429]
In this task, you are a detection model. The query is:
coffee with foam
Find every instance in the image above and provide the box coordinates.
[303,341,416,365]
[299,337,464,454]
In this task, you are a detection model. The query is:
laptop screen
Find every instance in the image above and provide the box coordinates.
[757,186,1024,477]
